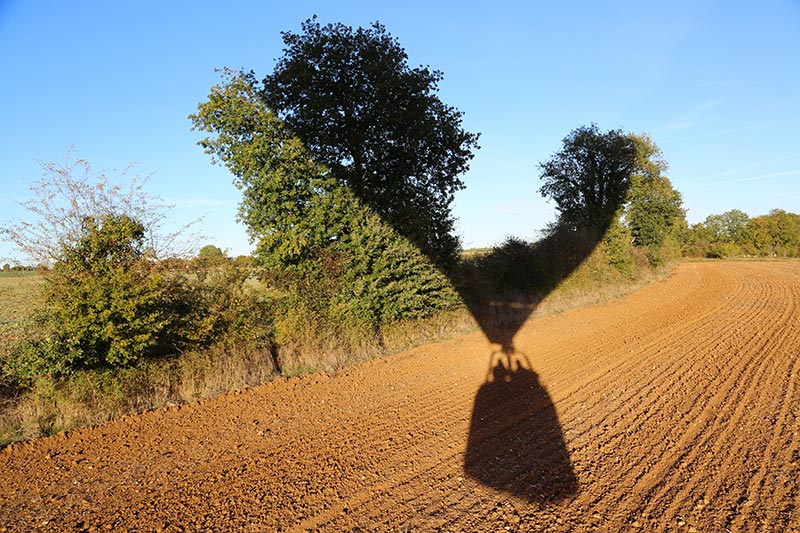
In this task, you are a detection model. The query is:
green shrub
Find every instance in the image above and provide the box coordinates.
[708,241,741,259]
[472,236,543,294]
[601,220,635,277]
[11,214,177,377]
[271,209,461,364]
[338,212,461,326]
[180,261,277,351]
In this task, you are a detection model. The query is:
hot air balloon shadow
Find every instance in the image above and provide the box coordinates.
[463,349,578,502]
[455,225,612,501]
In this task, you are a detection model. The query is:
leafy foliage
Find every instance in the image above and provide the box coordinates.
[538,127,684,268]
[191,68,461,334]
[464,236,543,295]
[176,260,276,355]
[600,219,636,275]
[625,134,685,249]
[747,209,800,256]
[195,244,227,268]
[191,69,354,269]
[190,19,482,360]
[7,214,174,377]
[261,17,480,267]
[337,211,461,326]
[704,209,751,246]
[268,208,460,368]
[686,209,800,258]
[4,218,277,381]
[539,124,635,234]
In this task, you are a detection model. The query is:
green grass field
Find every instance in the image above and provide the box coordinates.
[0,272,43,355]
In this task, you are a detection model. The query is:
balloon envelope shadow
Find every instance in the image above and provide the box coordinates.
[463,350,578,502]
[284,110,629,502]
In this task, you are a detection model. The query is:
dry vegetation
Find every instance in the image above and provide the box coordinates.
[0,252,670,447]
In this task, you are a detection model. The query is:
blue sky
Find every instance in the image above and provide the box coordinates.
[1,0,799,262]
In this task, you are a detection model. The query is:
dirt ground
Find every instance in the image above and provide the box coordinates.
[2,261,799,532]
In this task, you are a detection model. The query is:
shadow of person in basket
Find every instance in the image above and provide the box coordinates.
[463,350,578,502]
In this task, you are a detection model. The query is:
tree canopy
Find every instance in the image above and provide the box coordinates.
[190,69,355,268]
[260,17,480,267]
[748,209,800,256]
[191,69,460,326]
[538,124,635,234]
[625,134,685,248]
[685,208,800,258]
[700,209,751,245]
[195,244,227,267]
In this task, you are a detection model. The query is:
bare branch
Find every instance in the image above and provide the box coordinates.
[1,149,203,265]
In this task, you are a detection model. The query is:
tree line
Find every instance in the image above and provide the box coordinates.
[683,208,800,258]
[1,264,37,272]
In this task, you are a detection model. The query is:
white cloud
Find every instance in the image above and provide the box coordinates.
[661,98,721,132]
[729,170,800,183]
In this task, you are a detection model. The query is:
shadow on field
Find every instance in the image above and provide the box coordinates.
[463,350,578,502]
[280,109,627,501]
[456,226,602,352]
[455,220,620,501]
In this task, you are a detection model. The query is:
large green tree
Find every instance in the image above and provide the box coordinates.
[196,244,226,265]
[747,209,800,256]
[539,124,636,233]
[625,134,685,248]
[190,69,355,268]
[260,17,480,267]
[701,209,751,245]
[191,70,459,328]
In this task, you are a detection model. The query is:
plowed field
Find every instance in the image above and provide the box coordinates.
[2,261,799,532]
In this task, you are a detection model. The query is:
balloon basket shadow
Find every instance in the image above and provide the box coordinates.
[463,348,578,503]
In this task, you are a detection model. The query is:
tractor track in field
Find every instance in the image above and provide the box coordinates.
[2,261,799,532]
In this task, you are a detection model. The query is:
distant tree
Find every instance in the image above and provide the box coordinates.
[260,17,480,268]
[746,209,800,257]
[686,209,752,258]
[685,208,800,258]
[702,209,751,245]
[196,244,227,266]
[625,134,685,248]
[539,124,635,234]
[233,255,254,269]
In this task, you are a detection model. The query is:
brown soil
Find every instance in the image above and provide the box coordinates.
[2,261,799,532]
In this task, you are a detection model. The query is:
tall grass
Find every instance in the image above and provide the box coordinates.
[0,342,280,445]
